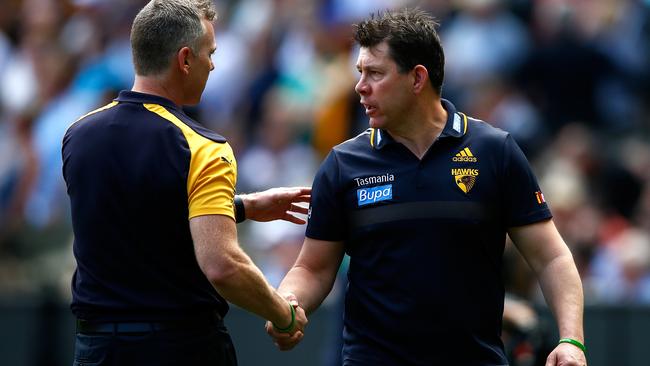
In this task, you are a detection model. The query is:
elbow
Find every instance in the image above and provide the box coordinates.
[200,260,240,287]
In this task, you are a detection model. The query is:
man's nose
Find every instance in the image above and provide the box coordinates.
[355,78,368,95]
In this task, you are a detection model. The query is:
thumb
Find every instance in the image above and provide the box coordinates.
[282,292,299,306]
[545,351,557,366]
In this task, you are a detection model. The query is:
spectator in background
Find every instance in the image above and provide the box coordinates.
[587,228,650,303]
[238,87,319,193]
[517,0,616,133]
[442,0,530,105]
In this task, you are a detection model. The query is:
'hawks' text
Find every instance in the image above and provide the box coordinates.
[451,168,479,176]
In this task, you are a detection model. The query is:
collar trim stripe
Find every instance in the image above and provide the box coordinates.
[460,112,468,135]
[453,113,462,134]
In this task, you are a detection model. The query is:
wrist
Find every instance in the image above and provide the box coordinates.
[558,337,586,354]
[272,301,296,333]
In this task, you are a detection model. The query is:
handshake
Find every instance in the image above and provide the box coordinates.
[264,292,309,351]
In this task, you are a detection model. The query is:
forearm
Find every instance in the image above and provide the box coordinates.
[190,215,292,327]
[537,253,584,342]
[278,265,336,315]
[211,251,292,327]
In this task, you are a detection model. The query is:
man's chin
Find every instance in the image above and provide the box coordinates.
[368,118,382,129]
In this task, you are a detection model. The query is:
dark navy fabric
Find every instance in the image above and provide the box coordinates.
[306,99,551,365]
[73,320,237,366]
[62,91,229,322]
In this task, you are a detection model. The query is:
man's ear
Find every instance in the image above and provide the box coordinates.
[412,65,429,93]
[177,46,192,75]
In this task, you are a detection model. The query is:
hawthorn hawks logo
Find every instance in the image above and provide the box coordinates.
[452,168,479,194]
[451,147,479,194]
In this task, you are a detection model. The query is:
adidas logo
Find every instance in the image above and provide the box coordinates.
[452,147,477,162]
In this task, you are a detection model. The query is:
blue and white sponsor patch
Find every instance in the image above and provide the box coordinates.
[357,184,392,206]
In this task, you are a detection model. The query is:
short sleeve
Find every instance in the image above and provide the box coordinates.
[187,141,237,220]
[305,151,347,241]
[502,134,552,227]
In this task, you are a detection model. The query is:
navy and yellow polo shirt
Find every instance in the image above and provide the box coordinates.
[62,90,237,321]
[306,99,551,365]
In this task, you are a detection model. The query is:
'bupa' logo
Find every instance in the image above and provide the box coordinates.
[357,184,392,206]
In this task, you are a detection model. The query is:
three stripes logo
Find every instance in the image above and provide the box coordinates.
[452,147,477,162]
[535,191,546,205]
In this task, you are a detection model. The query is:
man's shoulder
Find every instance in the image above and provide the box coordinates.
[64,101,120,140]
[331,129,373,154]
[163,108,227,144]
[465,115,510,143]
[314,129,372,175]
[65,99,228,147]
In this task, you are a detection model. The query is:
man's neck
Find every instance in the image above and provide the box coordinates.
[132,75,183,107]
[387,98,447,160]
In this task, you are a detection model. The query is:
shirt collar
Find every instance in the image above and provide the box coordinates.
[439,98,467,138]
[115,90,180,111]
[371,98,467,150]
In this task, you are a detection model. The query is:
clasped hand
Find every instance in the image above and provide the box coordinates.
[265,293,308,351]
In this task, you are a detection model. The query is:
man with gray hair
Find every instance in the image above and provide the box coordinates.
[62,1,307,364]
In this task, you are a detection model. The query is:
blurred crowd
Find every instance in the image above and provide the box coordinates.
[0,0,649,310]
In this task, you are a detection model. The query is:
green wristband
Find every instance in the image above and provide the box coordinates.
[272,303,295,333]
[559,338,586,353]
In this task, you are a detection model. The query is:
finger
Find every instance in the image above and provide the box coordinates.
[266,325,290,337]
[277,331,304,350]
[291,187,311,195]
[289,204,309,214]
[265,323,292,338]
[269,332,292,341]
[267,324,292,337]
[276,337,299,350]
[281,292,298,302]
[283,214,307,225]
[288,195,311,203]
[545,353,556,366]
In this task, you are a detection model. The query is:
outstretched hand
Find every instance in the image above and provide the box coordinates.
[265,293,307,351]
[240,187,311,224]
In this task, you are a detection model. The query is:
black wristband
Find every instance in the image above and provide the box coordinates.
[234,195,246,223]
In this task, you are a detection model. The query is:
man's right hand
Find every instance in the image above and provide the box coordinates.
[265,294,308,351]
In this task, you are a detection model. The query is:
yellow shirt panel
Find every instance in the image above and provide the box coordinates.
[143,104,237,220]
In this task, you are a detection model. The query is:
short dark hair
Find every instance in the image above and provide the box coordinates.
[130,0,217,76]
[353,8,445,94]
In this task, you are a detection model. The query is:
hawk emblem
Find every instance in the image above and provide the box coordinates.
[451,168,479,194]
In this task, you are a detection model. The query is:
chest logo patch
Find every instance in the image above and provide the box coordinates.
[452,147,478,162]
[357,184,392,206]
[452,168,479,194]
